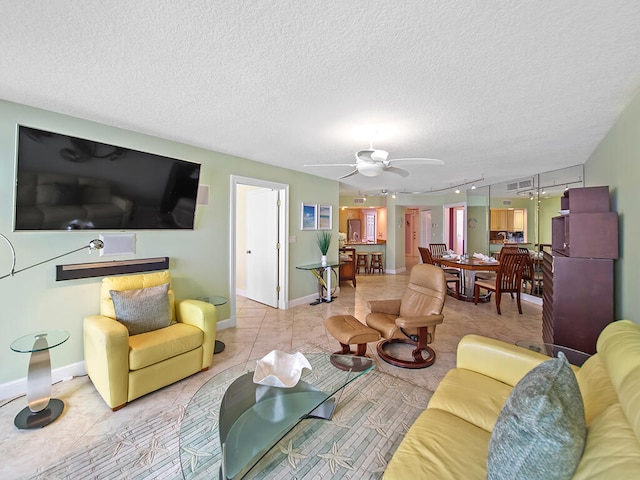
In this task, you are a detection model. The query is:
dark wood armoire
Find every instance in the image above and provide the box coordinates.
[542,186,618,354]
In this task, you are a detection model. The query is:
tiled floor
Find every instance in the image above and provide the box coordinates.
[0,259,542,478]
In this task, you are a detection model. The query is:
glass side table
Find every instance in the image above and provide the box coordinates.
[209,296,228,354]
[10,329,70,429]
[516,341,592,367]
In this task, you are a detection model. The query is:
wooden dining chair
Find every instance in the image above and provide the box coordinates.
[429,243,448,257]
[427,243,460,274]
[418,247,460,299]
[474,251,528,314]
[516,247,536,294]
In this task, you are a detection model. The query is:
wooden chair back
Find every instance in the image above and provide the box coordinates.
[429,243,448,257]
[496,251,528,294]
[418,247,435,265]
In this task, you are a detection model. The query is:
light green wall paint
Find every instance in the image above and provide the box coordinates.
[539,196,561,245]
[0,100,337,384]
[585,88,640,322]
[467,206,489,254]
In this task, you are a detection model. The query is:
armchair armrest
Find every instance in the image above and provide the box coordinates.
[456,334,551,387]
[83,315,129,409]
[368,299,401,315]
[176,299,217,369]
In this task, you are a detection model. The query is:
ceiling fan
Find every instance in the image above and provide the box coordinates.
[304,143,444,179]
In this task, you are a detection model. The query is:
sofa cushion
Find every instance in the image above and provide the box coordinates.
[576,354,618,426]
[110,283,171,335]
[428,368,514,433]
[383,408,490,480]
[487,353,586,480]
[128,323,204,370]
[596,319,640,443]
[572,403,640,479]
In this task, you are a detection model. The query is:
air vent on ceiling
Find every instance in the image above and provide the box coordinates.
[353,197,366,204]
[519,179,533,189]
[506,182,518,191]
[503,200,512,206]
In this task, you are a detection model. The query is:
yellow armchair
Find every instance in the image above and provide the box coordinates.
[83,271,216,410]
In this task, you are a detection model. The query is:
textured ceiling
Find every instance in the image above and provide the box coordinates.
[2,1,640,196]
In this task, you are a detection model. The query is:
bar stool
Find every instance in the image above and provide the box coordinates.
[369,252,384,274]
[355,252,369,274]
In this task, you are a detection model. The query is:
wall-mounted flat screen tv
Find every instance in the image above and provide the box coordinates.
[15,126,201,231]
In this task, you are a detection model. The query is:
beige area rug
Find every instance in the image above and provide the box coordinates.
[20,349,433,480]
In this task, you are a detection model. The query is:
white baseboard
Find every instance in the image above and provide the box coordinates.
[288,293,323,309]
[0,361,86,402]
[386,267,405,274]
[216,316,235,330]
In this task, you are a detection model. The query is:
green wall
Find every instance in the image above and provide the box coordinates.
[0,100,337,384]
[585,88,640,322]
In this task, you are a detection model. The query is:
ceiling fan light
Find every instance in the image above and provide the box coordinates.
[370,149,389,162]
[357,163,383,177]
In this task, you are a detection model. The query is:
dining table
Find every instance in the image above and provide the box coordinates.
[435,255,500,301]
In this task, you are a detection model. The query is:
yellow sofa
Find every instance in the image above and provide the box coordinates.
[384,320,640,479]
[83,271,216,410]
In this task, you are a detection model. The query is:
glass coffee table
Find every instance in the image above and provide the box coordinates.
[179,353,374,479]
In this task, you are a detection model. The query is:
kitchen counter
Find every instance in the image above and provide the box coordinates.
[344,241,386,245]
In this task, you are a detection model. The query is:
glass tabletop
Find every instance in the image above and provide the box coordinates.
[209,296,228,306]
[10,330,70,353]
[516,341,592,366]
[179,353,374,479]
[296,261,342,270]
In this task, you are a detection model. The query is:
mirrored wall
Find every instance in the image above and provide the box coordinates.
[469,164,584,298]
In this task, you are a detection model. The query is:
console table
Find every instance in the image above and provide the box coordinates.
[296,261,342,305]
[10,329,69,429]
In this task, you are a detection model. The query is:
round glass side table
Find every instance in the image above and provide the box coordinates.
[10,329,70,429]
[209,296,227,354]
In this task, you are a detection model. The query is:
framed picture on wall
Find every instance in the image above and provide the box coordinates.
[318,205,332,230]
[301,203,317,230]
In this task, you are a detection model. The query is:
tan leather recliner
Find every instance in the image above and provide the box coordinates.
[83,270,216,410]
[366,264,446,368]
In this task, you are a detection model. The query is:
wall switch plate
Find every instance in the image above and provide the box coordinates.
[289,235,297,243]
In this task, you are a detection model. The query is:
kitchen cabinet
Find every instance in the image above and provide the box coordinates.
[490,208,525,231]
[512,209,524,230]
[339,247,356,287]
[490,210,508,230]
[543,186,617,354]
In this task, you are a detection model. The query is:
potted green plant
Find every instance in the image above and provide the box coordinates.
[316,231,332,266]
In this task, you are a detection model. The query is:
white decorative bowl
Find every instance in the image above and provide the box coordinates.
[253,350,312,388]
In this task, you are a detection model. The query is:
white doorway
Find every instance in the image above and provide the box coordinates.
[419,209,432,248]
[230,176,289,322]
[443,202,467,255]
[404,208,420,257]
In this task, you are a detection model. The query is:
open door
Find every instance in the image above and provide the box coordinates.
[245,188,279,307]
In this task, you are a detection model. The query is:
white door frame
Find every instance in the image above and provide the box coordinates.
[230,175,290,324]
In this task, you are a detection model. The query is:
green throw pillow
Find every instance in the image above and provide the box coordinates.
[487,352,586,480]
[110,283,171,335]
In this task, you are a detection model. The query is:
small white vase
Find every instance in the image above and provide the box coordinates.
[321,255,327,266]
